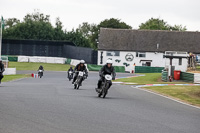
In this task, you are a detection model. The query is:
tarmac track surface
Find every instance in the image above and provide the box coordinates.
[0,71,199,133]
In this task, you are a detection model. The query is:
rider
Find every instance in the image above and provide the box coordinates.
[72,60,88,84]
[38,65,44,71]
[67,66,73,79]
[38,65,44,76]
[96,59,116,90]
[0,59,5,84]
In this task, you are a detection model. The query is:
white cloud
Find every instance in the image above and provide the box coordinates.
[0,0,200,31]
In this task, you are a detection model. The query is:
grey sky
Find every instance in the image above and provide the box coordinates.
[0,0,200,31]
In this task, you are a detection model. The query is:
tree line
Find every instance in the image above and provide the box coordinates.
[2,11,187,49]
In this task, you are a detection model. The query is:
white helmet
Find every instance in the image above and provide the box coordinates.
[106,59,113,64]
[80,60,85,64]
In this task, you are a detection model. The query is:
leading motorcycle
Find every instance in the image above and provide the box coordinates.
[96,74,112,98]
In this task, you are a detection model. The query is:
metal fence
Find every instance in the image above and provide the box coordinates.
[2,39,97,64]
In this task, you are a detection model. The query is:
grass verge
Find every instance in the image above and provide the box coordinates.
[143,86,200,107]
[115,73,189,85]
[2,74,31,82]
[9,62,74,71]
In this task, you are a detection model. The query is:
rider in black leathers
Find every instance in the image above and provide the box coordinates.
[67,67,74,79]
[0,59,5,84]
[72,60,88,84]
[38,65,44,76]
[97,60,116,90]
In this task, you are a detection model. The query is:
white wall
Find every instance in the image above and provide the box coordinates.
[4,68,16,75]
[18,56,66,64]
[98,51,188,72]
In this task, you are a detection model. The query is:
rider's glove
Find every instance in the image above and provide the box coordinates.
[112,77,115,80]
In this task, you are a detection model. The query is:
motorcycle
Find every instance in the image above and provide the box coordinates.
[38,70,43,78]
[68,71,73,81]
[74,71,86,90]
[96,74,112,98]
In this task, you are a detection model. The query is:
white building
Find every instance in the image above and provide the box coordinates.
[98,28,200,72]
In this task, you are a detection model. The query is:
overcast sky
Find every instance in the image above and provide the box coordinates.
[0,0,200,31]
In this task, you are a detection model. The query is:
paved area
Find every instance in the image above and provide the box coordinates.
[0,71,199,133]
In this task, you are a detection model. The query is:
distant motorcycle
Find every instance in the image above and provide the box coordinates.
[38,70,43,78]
[68,71,73,81]
[96,74,112,98]
[74,71,87,90]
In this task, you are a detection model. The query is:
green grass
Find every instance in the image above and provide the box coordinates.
[2,74,30,82]
[9,62,74,71]
[115,73,189,85]
[197,65,200,71]
[144,86,200,107]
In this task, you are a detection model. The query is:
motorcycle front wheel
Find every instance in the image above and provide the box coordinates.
[102,83,109,98]
[74,84,77,89]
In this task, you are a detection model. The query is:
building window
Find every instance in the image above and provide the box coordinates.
[106,51,120,56]
[179,58,182,65]
[136,52,146,57]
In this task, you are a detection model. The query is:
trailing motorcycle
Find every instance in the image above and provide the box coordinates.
[74,71,86,90]
[38,70,43,78]
[96,74,112,98]
[68,70,73,81]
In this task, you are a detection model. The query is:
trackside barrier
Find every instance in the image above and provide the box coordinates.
[31,73,39,78]
[162,71,195,83]
[2,55,18,62]
[65,58,71,64]
[87,64,125,73]
[180,72,194,82]
[70,59,80,66]
[162,70,168,82]
[194,73,200,83]
[135,66,164,73]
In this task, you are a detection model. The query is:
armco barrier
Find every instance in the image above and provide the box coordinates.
[180,72,194,82]
[135,66,164,73]
[194,73,200,83]
[87,64,125,73]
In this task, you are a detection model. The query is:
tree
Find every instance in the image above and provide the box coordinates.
[98,18,132,29]
[5,18,20,28]
[90,18,132,49]
[65,29,91,47]
[139,18,170,30]
[170,25,187,31]
[139,18,187,31]
[54,17,65,40]
[3,11,55,40]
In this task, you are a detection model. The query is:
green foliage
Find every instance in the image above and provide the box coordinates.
[99,18,132,29]
[65,29,91,47]
[3,11,55,40]
[139,18,187,31]
[90,18,132,49]
[2,11,188,49]
[5,18,20,28]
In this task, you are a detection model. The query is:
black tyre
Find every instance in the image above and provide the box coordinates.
[74,84,77,89]
[103,90,107,98]
[98,92,102,97]
[77,85,80,90]
[103,83,109,98]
